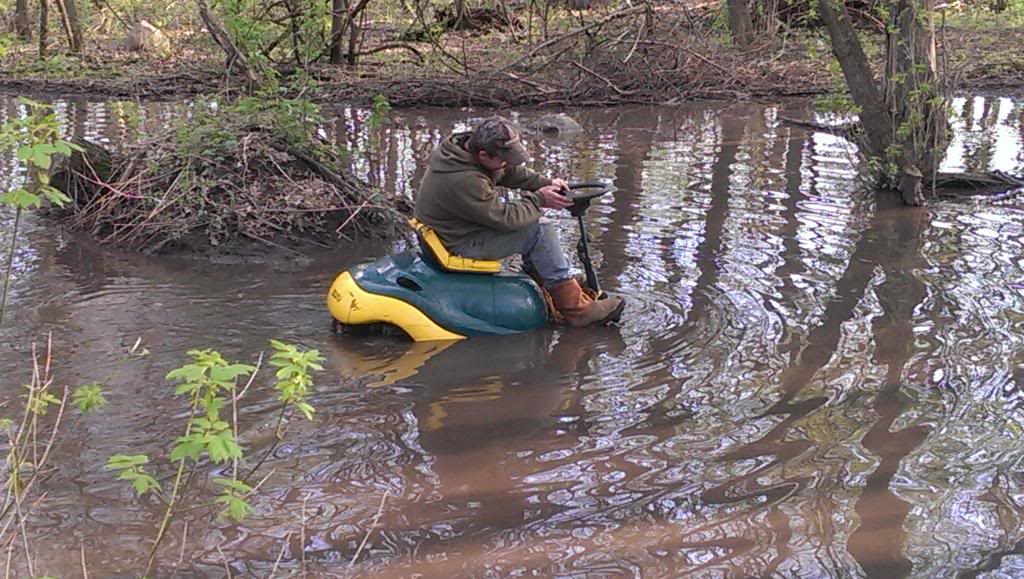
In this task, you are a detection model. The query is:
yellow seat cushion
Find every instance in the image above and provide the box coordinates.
[410,219,501,274]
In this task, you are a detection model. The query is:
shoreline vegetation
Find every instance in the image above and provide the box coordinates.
[0,3,1023,107]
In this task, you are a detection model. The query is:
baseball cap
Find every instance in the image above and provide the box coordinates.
[471,117,530,166]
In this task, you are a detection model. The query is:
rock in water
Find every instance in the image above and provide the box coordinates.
[534,113,584,135]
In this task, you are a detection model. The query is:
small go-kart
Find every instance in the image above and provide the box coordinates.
[327,182,615,342]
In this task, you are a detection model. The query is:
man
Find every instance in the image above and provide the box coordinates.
[414,116,625,327]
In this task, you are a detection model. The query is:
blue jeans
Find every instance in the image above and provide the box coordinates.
[455,220,572,288]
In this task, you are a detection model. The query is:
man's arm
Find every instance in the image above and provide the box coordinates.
[452,174,544,232]
[498,164,551,191]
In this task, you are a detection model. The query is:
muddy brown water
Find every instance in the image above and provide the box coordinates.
[2,96,1024,577]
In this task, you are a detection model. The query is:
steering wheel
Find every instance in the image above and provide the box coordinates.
[565,181,614,216]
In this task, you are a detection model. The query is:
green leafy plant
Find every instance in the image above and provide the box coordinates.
[0,336,111,577]
[368,94,393,132]
[0,98,83,328]
[72,383,108,413]
[106,341,322,575]
[269,339,324,422]
[106,454,161,495]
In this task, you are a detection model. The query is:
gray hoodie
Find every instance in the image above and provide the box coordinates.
[413,132,551,248]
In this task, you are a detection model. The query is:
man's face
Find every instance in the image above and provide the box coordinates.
[476,150,510,172]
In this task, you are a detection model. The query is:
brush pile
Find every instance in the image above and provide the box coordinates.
[51,96,404,253]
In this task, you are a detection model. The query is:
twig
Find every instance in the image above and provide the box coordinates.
[268,532,291,578]
[80,543,89,579]
[334,200,372,234]
[570,61,633,96]
[495,5,647,74]
[350,491,389,566]
[300,493,309,578]
[217,544,233,578]
[4,529,12,579]
[171,520,189,578]
[623,14,646,64]
[144,394,202,577]
[631,39,729,73]
[13,486,32,578]
[350,42,424,62]
[234,352,264,403]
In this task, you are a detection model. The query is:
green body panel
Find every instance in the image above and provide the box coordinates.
[349,249,549,336]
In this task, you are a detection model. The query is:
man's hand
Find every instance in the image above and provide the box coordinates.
[539,184,573,210]
[550,178,570,192]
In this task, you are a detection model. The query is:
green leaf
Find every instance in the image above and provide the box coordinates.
[166,364,206,382]
[72,383,107,413]
[204,396,225,418]
[206,432,242,463]
[31,149,52,170]
[174,381,202,396]
[31,143,57,157]
[213,477,253,494]
[209,363,255,383]
[216,493,253,522]
[170,435,205,462]
[106,454,149,470]
[130,472,161,495]
[15,145,31,162]
[39,185,71,207]
[269,339,292,352]
[1,188,42,209]
[275,366,299,379]
[295,401,315,421]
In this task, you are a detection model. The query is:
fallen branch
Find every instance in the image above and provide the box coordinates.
[570,60,633,96]
[779,115,862,140]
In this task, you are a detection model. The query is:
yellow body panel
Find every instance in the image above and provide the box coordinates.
[327,271,465,342]
[409,218,501,274]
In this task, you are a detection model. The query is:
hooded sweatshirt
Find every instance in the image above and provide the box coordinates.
[414,132,552,248]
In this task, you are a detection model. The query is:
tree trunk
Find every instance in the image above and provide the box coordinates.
[39,0,49,58]
[64,0,84,52]
[15,0,32,40]
[726,0,754,48]
[346,0,362,66]
[883,0,949,205]
[53,0,76,52]
[329,0,346,64]
[817,0,951,205]
[453,0,469,29]
[196,0,258,84]
[817,0,892,158]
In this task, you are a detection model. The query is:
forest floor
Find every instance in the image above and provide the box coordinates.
[2,4,1024,107]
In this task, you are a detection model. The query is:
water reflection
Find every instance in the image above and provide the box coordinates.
[1,95,1024,576]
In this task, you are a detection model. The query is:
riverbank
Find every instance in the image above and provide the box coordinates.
[2,5,1023,106]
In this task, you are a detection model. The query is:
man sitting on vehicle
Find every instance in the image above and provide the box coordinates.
[414,116,625,327]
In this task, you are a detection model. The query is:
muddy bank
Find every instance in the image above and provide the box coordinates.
[2,19,1023,106]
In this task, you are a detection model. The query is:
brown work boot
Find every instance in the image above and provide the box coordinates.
[549,279,625,327]
[522,265,586,288]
